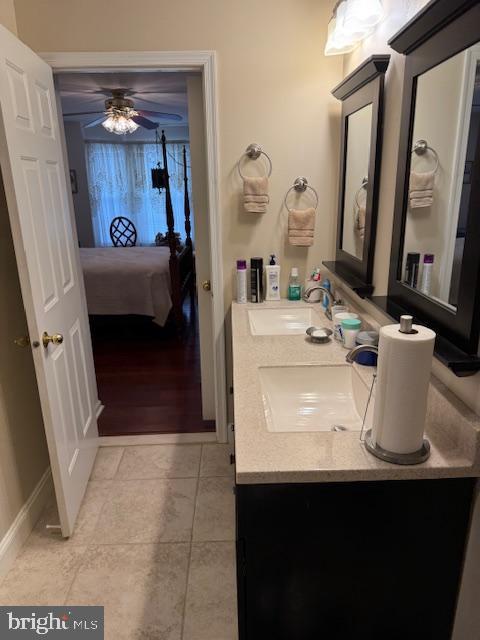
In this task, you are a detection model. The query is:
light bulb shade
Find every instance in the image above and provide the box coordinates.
[102,109,139,136]
[325,0,383,56]
[344,0,383,33]
[324,4,358,56]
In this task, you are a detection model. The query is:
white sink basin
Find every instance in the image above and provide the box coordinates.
[259,364,373,433]
[248,307,322,336]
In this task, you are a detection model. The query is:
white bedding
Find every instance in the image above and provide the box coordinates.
[79,247,172,326]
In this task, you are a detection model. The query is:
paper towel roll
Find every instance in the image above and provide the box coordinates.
[371,322,435,455]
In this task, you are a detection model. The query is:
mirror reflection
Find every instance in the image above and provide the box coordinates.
[402,43,480,309]
[341,103,373,260]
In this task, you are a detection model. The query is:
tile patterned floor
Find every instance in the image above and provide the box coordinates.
[0,443,238,640]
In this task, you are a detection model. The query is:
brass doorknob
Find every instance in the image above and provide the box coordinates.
[202,279,211,292]
[42,332,64,348]
[14,336,30,348]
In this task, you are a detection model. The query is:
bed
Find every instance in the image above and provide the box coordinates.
[80,132,195,328]
[80,246,173,326]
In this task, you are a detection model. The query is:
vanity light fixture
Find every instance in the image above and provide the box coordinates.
[325,0,383,56]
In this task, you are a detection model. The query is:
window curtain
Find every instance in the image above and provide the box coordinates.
[85,142,193,247]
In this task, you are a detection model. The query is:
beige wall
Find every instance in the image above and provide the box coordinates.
[0,0,16,34]
[13,0,343,302]
[0,0,49,547]
[64,121,95,247]
[0,178,49,542]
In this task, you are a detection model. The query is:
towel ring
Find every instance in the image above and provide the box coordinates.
[284,177,319,213]
[237,143,273,179]
[354,177,368,208]
[411,139,439,174]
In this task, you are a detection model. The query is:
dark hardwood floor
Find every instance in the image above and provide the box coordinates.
[90,300,215,436]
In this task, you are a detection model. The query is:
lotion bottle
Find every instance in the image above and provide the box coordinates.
[265,255,281,301]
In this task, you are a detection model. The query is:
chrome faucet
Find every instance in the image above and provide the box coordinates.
[303,285,342,321]
[345,344,379,364]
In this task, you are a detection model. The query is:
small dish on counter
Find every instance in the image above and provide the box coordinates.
[306,326,333,344]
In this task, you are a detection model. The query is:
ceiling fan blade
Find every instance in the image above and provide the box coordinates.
[84,116,107,129]
[63,111,104,117]
[130,95,181,110]
[132,115,159,130]
[138,110,182,121]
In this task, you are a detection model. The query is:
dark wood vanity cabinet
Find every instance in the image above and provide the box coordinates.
[236,478,475,640]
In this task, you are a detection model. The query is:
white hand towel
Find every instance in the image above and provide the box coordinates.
[243,176,269,213]
[288,207,315,247]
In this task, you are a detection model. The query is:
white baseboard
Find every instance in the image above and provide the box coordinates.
[98,432,218,446]
[0,468,53,581]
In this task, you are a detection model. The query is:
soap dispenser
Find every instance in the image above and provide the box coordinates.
[265,255,281,301]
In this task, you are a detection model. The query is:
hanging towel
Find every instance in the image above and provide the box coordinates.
[355,204,366,240]
[288,207,315,247]
[243,176,269,213]
[409,170,435,209]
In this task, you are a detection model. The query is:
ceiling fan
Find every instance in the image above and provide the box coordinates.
[63,88,182,134]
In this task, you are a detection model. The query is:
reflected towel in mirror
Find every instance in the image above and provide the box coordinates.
[355,204,366,239]
[288,207,315,246]
[409,169,435,209]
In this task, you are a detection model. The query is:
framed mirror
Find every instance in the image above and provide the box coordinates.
[380,0,480,375]
[324,55,390,297]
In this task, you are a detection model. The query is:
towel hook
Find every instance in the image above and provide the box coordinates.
[354,177,368,208]
[411,139,439,174]
[237,143,273,179]
[284,177,319,213]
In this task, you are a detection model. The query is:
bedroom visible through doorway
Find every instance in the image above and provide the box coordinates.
[58,70,215,436]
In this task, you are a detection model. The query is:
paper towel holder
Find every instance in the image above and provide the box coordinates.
[364,431,430,465]
[399,315,418,335]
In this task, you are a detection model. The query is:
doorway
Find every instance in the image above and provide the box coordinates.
[0,36,226,536]
[57,69,215,436]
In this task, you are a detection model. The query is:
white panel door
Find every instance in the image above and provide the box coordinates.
[0,25,99,537]
[187,75,215,420]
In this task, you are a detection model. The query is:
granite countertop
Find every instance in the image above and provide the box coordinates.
[232,300,480,484]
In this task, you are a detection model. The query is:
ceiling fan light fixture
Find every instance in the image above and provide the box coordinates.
[102,106,139,135]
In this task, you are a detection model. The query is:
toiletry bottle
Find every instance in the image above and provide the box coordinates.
[405,253,420,288]
[420,254,434,296]
[236,259,247,303]
[322,278,331,310]
[304,268,322,302]
[287,267,302,301]
[341,317,362,349]
[250,257,264,303]
[265,254,281,301]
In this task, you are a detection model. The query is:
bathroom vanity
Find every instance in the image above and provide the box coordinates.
[231,301,480,640]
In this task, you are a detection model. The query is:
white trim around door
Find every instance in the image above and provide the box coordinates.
[40,50,228,443]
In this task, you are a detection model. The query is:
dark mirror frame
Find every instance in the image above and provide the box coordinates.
[323,55,390,298]
[373,0,480,376]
